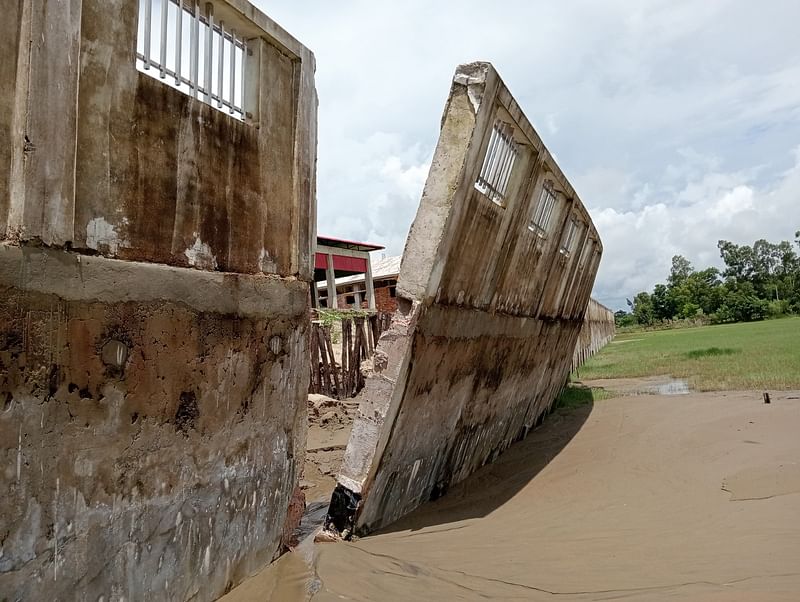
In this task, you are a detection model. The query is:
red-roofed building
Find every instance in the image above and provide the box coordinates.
[313,235,384,310]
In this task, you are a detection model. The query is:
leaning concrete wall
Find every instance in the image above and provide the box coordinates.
[330,62,602,535]
[572,298,615,371]
[1,1,316,600]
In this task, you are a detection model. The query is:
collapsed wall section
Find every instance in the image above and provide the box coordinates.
[1,1,316,600]
[328,62,602,536]
[572,298,615,371]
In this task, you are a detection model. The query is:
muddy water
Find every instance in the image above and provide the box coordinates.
[223,390,800,602]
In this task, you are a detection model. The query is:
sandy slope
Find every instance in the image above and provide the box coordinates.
[224,389,800,601]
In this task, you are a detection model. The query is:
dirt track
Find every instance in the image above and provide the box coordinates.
[224,389,800,601]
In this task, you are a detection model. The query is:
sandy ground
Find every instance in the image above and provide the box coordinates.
[223,388,800,601]
[302,394,357,504]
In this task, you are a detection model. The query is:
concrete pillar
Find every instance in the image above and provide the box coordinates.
[326,253,338,309]
[365,254,376,311]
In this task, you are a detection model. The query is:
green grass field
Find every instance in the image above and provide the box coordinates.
[576,316,800,391]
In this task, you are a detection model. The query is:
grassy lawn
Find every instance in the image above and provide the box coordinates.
[576,316,800,391]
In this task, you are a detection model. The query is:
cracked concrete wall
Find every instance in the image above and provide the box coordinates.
[332,62,603,535]
[572,298,615,371]
[1,1,316,600]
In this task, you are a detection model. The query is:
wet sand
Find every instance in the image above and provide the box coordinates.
[302,394,358,504]
[224,389,800,601]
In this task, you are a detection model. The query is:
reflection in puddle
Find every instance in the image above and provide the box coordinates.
[646,378,690,395]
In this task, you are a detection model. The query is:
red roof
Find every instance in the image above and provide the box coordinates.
[317,235,384,252]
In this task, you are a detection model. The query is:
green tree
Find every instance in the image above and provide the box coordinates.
[651,284,676,321]
[667,255,693,288]
[632,291,655,326]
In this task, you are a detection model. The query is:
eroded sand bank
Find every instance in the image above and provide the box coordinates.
[224,389,800,601]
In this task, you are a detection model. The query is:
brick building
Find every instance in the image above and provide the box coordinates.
[319,255,401,313]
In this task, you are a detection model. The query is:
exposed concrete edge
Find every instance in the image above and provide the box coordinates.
[396,66,485,302]
[226,0,315,65]
[0,244,308,319]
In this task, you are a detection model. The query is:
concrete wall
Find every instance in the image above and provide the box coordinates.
[2,0,316,278]
[329,62,603,536]
[1,1,316,600]
[572,298,615,371]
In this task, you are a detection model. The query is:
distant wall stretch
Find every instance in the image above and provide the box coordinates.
[328,62,604,536]
[572,298,615,371]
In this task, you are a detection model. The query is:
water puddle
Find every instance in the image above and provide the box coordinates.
[580,376,692,397]
[643,377,690,396]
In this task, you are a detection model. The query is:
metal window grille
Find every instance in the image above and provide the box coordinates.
[474,121,518,206]
[528,183,557,236]
[136,0,247,120]
[560,218,579,255]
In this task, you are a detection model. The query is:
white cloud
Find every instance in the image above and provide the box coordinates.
[592,148,800,308]
[257,0,800,307]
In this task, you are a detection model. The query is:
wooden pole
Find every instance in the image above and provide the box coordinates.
[324,326,341,397]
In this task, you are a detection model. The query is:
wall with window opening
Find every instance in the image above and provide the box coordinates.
[560,218,579,256]
[137,0,249,120]
[474,120,519,206]
[529,182,557,237]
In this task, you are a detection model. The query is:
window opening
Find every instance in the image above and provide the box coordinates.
[560,218,579,256]
[529,183,557,236]
[474,120,518,206]
[136,0,248,120]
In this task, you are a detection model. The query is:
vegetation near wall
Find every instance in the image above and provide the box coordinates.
[616,231,800,328]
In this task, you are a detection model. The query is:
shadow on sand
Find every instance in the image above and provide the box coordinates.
[374,400,594,535]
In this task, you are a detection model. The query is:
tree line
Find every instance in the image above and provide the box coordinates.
[616,231,800,327]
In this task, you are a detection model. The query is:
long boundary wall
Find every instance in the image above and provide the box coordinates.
[327,62,603,536]
[572,298,615,371]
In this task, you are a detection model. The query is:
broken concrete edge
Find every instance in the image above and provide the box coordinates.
[321,484,363,540]
[0,243,309,321]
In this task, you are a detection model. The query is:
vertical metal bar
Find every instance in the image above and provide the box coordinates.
[204,3,213,102]
[486,128,503,183]
[159,0,168,77]
[143,0,152,69]
[499,127,517,192]
[175,0,183,85]
[217,21,225,107]
[492,133,511,198]
[229,29,236,113]
[240,40,247,118]
[498,144,517,198]
[190,0,199,97]
[496,139,513,197]
[543,190,555,228]
[481,127,501,184]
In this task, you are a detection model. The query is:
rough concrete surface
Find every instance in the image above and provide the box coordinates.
[2,0,317,279]
[1,0,317,599]
[0,246,309,600]
[331,62,607,535]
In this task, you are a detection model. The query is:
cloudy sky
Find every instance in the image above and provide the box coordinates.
[259,0,800,309]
